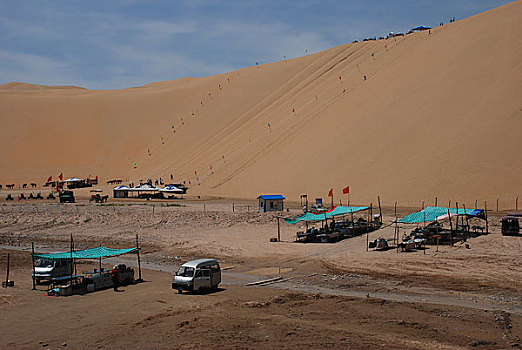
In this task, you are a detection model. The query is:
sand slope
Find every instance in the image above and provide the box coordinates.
[0,1,521,205]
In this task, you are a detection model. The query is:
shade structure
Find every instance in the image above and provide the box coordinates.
[285,206,369,224]
[34,246,137,260]
[159,185,184,193]
[398,206,484,224]
[128,184,160,191]
[64,177,83,182]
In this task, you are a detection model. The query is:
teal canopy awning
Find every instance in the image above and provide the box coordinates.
[285,206,369,224]
[398,206,484,224]
[34,246,138,260]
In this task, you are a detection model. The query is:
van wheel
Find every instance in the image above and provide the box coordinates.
[177,289,182,294]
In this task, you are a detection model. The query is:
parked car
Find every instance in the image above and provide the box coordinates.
[172,259,221,294]
[32,259,73,284]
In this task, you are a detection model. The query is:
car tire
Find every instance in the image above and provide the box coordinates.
[178,288,183,294]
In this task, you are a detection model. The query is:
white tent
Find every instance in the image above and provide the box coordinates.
[64,177,83,182]
[159,185,184,194]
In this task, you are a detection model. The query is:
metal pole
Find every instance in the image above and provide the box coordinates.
[516,197,519,211]
[496,198,499,212]
[136,234,142,282]
[435,197,438,207]
[31,242,36,290]
[99,244,102,272]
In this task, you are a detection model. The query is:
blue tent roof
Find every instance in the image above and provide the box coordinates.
[411,26,431,31]
[257,195,285,200]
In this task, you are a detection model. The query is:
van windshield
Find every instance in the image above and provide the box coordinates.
[35,259,55,268]
[176,266,195,277]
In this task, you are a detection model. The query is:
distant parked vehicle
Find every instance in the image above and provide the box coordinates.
[59,190,75,203]
[502,214,521,236]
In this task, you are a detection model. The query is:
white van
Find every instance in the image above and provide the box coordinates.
[33,259,73,283]
[172,259,221,294]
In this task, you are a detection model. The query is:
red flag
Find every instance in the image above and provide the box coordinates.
[58,173,63,181]
[47,175,52,183]
[328,188,333,197]
[343,186,350,194]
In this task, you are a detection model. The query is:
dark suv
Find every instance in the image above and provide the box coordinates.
[59,190,75,203]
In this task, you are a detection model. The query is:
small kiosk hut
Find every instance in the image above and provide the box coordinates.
[258,194,285,213]
[113,185,131,198]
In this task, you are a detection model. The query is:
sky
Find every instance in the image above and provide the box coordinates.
[0,0,513,89]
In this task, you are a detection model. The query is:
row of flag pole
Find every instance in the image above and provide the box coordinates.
[328,186,350,207]
[46,173,63,182]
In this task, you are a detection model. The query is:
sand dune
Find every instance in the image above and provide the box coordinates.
[0,1,521,206]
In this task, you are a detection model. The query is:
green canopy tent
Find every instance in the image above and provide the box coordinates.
[284,206,369,224]
[34,246,137,260]
[398,207,485,224]
[31,235,143,289]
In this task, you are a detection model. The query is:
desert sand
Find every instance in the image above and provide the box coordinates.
[0,200,521,349]
[1,1,522,349]
[0,1,521,206]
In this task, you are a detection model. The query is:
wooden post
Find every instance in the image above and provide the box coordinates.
[70,234,74,283]
[5,253,10,287]
[448,207,453,246]
[277,217,281,242]
[516,197,519,211]
[496,198,499,212]
[455,202,459,240]
[422,201,425,210]
[153,205,155,215]
[31,242,36,290]
[475,199,478,209]
[366,229,369,252]
[203,204,206,212]
[463,203,470,239]
[435,197,438,207]
[136,234,142,282]
[484,201,489,234]
[394,202,398,245]
[378,196,382,226]
[437,226,440,251]
[99,244,102,272]
[232,203,235,212]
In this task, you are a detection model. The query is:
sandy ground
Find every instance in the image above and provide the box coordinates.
[1,200,521,349]
[1,250,521,350]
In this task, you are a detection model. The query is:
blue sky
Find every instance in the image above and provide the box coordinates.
[0,0,512,89]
